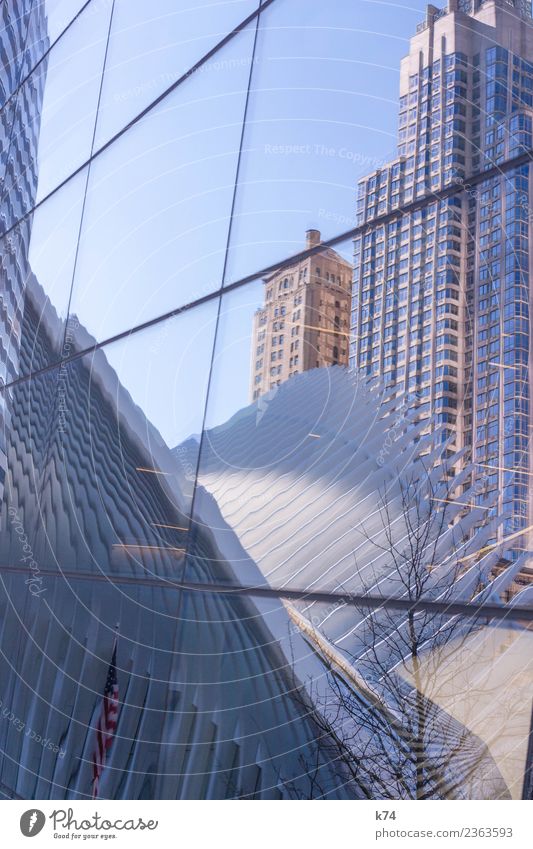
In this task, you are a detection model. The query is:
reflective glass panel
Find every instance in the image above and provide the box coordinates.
[93,0,260,147]
[56,301,218,573]
[267,599,533,800]
[0,167,88,384]
[0,300,218,670]
[0,298,367,800]
[22,0,91,78]
[66,25,255,344]
[184,242,521,609]
[185,240,362,585]
[223,0,419,284]
[0,0,112,227]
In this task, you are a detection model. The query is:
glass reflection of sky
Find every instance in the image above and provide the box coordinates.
[13,0,432,448]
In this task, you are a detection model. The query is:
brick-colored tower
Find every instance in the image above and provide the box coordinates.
[250,230,353,400]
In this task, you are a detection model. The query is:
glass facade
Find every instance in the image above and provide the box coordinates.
[352,2,533,564]
[0,0,532,802]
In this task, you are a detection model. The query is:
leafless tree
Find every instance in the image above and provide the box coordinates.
[283,466,509,800]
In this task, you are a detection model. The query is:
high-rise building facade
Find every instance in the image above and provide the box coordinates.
[250,230,352,400]
[0,0,532,801]
[0,0,48,503]
[351,0,533,564]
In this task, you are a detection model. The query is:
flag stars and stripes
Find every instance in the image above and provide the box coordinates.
[92,639,119,799]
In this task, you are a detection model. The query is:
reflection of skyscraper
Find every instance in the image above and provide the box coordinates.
[0,0,49,502]
[351,1,533,565]
[250,230,352,400]
[0,5,360,802]
[0,2,28,109]
[0,0,529,803]
[0,277,359,800]
[183,365,529,799]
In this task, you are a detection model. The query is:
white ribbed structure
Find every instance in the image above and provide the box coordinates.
[183,366,531,798]
[191,367,524,652]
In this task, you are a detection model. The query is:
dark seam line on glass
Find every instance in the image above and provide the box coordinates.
[2,144,533,396]
[0,0,95,115]
[0,0,518,248]
[0,0,279,245]
[0,0,95,224]
[182,1,264,577]
[57,0,116,361]
[0,563,530,622]
[145,580,533,625]
[33,1,118,542]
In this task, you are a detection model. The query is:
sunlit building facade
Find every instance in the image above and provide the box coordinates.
[250,230,352,400]
[351,0,533,564]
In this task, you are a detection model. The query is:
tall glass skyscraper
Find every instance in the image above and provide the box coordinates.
[351,0,533,569]
[0,0,532,801]
[0,0,48,505]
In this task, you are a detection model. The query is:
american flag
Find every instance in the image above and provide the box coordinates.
[91,638,119,799]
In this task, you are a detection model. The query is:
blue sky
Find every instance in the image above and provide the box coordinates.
[28,0,436,446]
[199,0,435,438]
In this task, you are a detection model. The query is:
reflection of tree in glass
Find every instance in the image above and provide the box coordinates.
[285,470,514,800]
